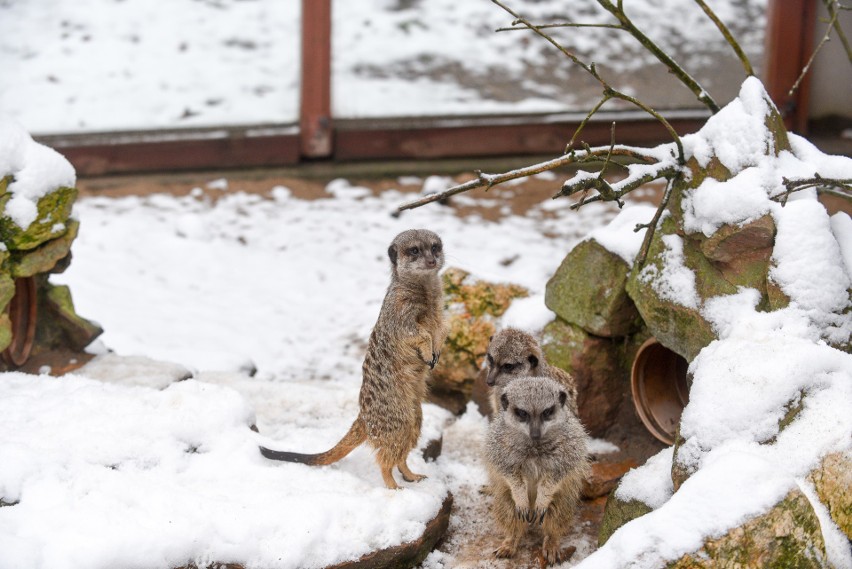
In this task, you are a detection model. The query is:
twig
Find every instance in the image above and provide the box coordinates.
[773,175,852,204]
[632,175,679,269]
[397,146,668,212]
[497,22,623,31]
[823,0,852,63]
[490,0,685,163]
[596,0,720,113]
[692,0,754,76]
[566,93,613,152]
[789,6,841,96]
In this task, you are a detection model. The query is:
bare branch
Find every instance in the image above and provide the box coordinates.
[789,6,841,96]
[567,93,613,152]
[397,145,672,212]
[496,22,623,32]
[632,175,678,269]
[823,0,852,63]
[773,175,852,204]
[596,0,720,113]
[692,0,754,76]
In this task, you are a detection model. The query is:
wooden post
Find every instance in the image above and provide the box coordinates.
[300,0,333,158]
[763,0,818,133]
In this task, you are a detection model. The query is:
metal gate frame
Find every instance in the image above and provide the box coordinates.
[36,0,816,176]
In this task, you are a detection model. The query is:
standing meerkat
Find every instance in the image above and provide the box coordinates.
[485,376,590,565]
[260,229,447,490]
[485,328,578,417]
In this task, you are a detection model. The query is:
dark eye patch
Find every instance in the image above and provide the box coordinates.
[541,405,556,421]
[408,246,420,256]
[514,408,529,422]
[501,363,516,372]
[486,354,494,365]
[431,243,441,254]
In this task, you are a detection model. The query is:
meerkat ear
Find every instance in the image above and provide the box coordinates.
[489,335,493,342]
[528,354,539,369]
[388,244,398,266]
[500,393,509,411]
[558,391,567,408]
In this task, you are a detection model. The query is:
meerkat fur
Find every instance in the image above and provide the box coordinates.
[485,376,590,565]
[260,229,447,490]
[485,328,578,417]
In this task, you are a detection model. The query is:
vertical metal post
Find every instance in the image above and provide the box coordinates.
[763,0,817,133]
[300,0,333,158]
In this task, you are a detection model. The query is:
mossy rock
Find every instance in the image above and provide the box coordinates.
[667,489,829,568]
[33,279,103,352]
[0,186,78,251]
[10,219,79,277]
[0,313,12,353]
[0,270,14,312]
[626,216,718,362]
[808,451,852,540]
[430,268,529,413]
[545,239,643,337]
[542,317,638,436]
[598,494,653,546]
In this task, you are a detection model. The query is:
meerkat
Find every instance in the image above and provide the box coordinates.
[259,229,447,490]
[485,328,578,417]
[485,376,590,565]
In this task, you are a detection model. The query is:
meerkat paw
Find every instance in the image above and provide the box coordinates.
[539,538,576,567]
[398,462,427,483]
[429,351,439,369]
[494,543,516,559]
[532,507,549,525]
[515,506,533,522]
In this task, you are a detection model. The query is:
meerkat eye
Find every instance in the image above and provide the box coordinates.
[514,408,529,422]
[486,354,494,366]
[431,243,441,254]
[541,406,556,421]
[408,246,420,256]
[501,363,515,373]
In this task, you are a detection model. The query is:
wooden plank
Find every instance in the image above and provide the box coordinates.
[763,0,818,133]
[334,114,708,161]
[38,127,300,176]
[300,0,333,158]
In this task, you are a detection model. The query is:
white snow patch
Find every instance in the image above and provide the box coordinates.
[830,212,852,281]
[615,447,674,510]
[499,294,553,333]
[638,233,700,309]
[0,115,76,229]
[588,204,656,264]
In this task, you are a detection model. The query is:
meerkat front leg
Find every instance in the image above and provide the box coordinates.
[410,330,436,368]
[531,479,560,525]
[398,459,427,483]
[507,475,532,522]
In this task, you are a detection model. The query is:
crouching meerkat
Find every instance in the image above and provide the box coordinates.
[260,229,447,490]
[485,376,590,565]
[485,328,578,417]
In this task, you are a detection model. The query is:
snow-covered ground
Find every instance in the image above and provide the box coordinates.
[0,0,765,133]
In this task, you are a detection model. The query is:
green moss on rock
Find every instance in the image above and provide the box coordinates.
[545,239,643,337]
[430,268,529,412]
[808,451,852,540]
[11,219,79,277]
[599,494,653,546]
[0,186,77,251]
[0,313,12,353]
[667,489,828,568]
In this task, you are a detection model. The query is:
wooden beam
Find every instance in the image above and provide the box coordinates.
[300,0,333,158]
[763,0,818,133]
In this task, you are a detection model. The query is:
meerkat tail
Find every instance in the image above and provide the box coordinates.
[259,418,367,466]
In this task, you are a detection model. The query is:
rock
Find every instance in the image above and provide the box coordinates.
[667,489,829,568]
[808,451,852,540]
[545,239,643,337]
[325,494,453,569]
[35,279,103,352]
[541,318,630,436]
[582,459,638,500]
[11,219,80,277]
[0,313,12,354]
[598,494,653,547]
[76,353,193,390]
[429,268,528,413]
[626,215,722,362]
[1,186,77,251]
[696,214,776,297]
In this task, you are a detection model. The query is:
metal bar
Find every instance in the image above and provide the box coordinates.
[763,0,818,133]
[300,0,333,158]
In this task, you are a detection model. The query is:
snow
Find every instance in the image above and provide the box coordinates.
[0,0,766,133]
[638,233,700,309]
[0,115,76,229]
[588,204,656,264]
[577,77,852,568]
[499,293,554,333]
[0,372,451,569]
[830,212,852,280]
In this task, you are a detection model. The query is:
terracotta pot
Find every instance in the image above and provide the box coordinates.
[630,338,689,445]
